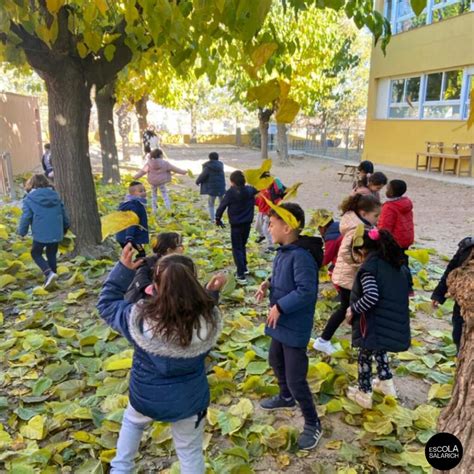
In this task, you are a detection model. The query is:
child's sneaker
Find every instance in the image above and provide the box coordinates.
[44,272,58,290]
[347,386,373,409]
[372,378,397,398]
[297,423,322,450]
[313,337,336,355]
[236,276,247,285]
[260,395,296,411]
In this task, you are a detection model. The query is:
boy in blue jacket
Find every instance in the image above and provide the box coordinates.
[256,203,322,450]
[215,170,258,284]
[116,181,149,258]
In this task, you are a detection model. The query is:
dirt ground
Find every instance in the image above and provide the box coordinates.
[151,144,473,258]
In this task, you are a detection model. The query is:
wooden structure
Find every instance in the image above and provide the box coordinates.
[416,142,473,177]
[338,164,358,181]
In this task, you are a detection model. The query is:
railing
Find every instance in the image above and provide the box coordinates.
[0,152,16,199]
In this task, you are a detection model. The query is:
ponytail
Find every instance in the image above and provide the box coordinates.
[354,228,404,269]
[340,193,380,215]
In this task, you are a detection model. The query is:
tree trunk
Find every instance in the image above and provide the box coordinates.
[436,254,474,473]
[276,122,290,165]
[190,104,197,144]
[117,103,131,162]
[258,108,273,160]
[96,83,120,184]
[135,95,148,144]
[44,64,102,253]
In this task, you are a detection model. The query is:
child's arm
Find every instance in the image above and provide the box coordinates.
[322,237,342,267]
[215,191,230,223]
[196,167,210,185]
[275,254,317,314]
[378,205,396,234]
[168,163,187,175]
[17,200,32,237]
[133,164,148,180]
[97,246,143,341]
[351,272,379,315]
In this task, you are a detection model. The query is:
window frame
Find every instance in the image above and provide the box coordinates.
[388,75,422,119]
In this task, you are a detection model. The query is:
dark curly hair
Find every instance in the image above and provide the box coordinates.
[151,232,183,258]
[353,229,404,269]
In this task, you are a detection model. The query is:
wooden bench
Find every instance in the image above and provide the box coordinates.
[337,164,358,181]
[416,142,473,177]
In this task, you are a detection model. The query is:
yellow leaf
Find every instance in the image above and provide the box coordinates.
[20,415,46,440]
[246,79,280,107]
[54,324,76,338]
[32,286,50,296]
[467,87,473,130]
[275,98,300,123]
[95,0,108,15]
[0,224,7,240]
[281,182,302,202]
[73,431,99,444]
[428,383,452,401]
[103,358,132,371]
[46,0,64,14]
[405,248,430,265]
[310,209,334,228]
[0,274,16,289]
[100,449,116,463]
[77,42,88,58]
[101,211,139,241]
[243,159,273,190]
[279,80,291,100]
[264,198,300,230]
[104,44,116,62]
[325,440,342,450]
[251,42,278,69]
[0,424,12,448]
[213,366,233,380]
[187,169,194,178]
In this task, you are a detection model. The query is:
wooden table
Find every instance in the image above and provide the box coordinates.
[337,164,358,181]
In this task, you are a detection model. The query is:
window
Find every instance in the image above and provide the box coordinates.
[384,67,472,120]
[423,69,462,119]
[386,0,471,34]
[389,76,421,118]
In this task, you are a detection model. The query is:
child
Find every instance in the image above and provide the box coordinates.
[41,143,54,179]
[215,170,258,284]
[17,174,69,289]
[116,181,149,258]
[378,179,414,263]
[345,228,411,408]
[195,152,226,221]
[125,232,184,303]
[97,246,227,473]
[255,177,286,251]
[432,237,473,351]
[353,160,374,190]
[256,203,322,450]
[134,148,186,211]
[352,171,388,201]
[313,194,381,355]
[314,209,343,271]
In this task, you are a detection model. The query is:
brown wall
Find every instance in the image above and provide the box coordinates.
[0,92,42,175]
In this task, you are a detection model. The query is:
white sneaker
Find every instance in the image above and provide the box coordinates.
[372,378,397,398]
[347,386,373,409]
[44,272,58,290]
[313,337,336,355]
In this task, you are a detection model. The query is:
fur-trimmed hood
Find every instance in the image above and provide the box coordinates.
[128,304,223,358]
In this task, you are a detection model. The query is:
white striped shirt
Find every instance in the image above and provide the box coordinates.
[352,272,379,314]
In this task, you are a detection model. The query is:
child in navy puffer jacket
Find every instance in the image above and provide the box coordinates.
[17,174,69,289]
[97,246,226,473]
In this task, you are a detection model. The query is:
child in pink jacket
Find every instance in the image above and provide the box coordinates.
[134,148,186,212]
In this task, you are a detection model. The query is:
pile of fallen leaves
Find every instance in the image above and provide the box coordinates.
[0,176,457,473]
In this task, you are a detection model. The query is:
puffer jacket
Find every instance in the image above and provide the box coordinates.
[331,211,371,290]
[196,160,226,196]
[378,197,414,249]
[17,188,69,243]
[97,262,222,422]
[135,157,186,186]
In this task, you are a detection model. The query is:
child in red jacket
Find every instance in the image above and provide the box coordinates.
[378,179,414,265]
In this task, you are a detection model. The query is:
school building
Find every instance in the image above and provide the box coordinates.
[364,0,474,174]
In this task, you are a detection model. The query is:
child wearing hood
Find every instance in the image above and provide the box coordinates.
[116,181,149,258]
[17,174,69,289]
[195,152,226,221]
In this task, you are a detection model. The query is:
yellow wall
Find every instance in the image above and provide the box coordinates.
[181,134,251,145]
[364,9,474,174]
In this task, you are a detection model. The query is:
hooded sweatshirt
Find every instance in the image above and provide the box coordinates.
[17,188,69,243]
[134,157,186,187]
[196,160,226,196]
[378,196,414,249]
[116,195,149,245]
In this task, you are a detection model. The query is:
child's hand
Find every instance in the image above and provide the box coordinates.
[120,243,143,270]
[345,307,353,325]
[215,219,225,228]
[207,273,227,291]
[255,280,269,303]
[267,305,280,329]
[431,299,439,308]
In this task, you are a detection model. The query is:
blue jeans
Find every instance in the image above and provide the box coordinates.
[111,403,205,474]
[230,223,251,277]
[31,241,58,275]
[207,195,222,221]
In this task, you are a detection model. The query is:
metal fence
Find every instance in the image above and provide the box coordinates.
[289,128,365,162]
[0,152,16,199]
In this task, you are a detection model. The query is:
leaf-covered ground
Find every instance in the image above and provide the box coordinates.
[0,175,458,473]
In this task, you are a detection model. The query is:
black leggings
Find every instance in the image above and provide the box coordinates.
[321,287,352,341]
